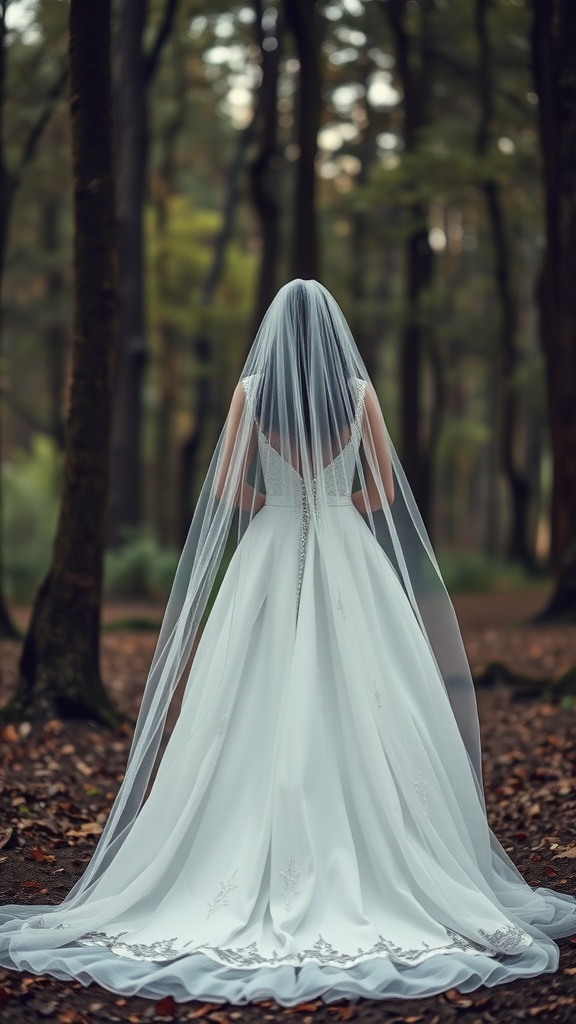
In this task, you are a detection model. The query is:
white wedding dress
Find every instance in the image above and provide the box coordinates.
[3,377,576,1005]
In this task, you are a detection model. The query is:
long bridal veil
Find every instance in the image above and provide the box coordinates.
[1,279,573,961]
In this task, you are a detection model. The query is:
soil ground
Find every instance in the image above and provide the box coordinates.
[1,590,576,1024]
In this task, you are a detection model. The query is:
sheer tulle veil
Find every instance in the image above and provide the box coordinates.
[0,278,529,953]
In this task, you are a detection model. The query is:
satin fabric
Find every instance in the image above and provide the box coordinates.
[2,402,575,1005]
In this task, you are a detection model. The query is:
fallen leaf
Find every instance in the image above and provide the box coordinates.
[186,1004,220,1019]
[65,822,103,837]
[30,847,56,863]
[553,846,576,859]
[443,989,473,1008]
[0,828,13,851]
[155,994,177,1015]
[2,724,19,743]
[43,719,63,735]
[327,1007,356,1021]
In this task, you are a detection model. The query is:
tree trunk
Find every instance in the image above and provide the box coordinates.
[178,123,254,543]
[532,0,576,620]
[284,0,321,281]
[249,1,284,334]
[107,0,148,547]
[383,0,437,529]
[42,197,67,453]
[6,0,120,724]
[152,72,186,547]
[349,52,379,380]
[179,4,277,540]
[475,0,534,569]
[0,6,19,638]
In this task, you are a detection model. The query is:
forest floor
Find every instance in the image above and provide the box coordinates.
[1,589,576,1024]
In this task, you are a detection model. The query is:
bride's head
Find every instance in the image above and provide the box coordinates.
[250,279,364,448]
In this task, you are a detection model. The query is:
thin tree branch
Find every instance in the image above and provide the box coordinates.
[13,65,68,187]
[144,0,180,85]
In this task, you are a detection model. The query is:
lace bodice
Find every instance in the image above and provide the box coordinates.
[243,375,366,505]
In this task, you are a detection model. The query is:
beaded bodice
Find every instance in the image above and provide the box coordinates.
[243,376,366,505]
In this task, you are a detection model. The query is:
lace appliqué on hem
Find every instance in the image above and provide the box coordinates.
[478,923,533,954]
[76,923,531,968]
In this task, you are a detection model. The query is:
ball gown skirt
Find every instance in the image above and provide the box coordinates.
[1,435,576,1004]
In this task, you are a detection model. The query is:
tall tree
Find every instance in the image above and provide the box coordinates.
[380,0,437,529]
[532,0,576,619]
[249,0,284,333]
[4,0,120,722]
[107,0,179,547]
[284,0,321,280]
[475,0,533,568]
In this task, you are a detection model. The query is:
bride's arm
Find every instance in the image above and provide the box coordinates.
[213,382,265,512]
[352,384,395,512]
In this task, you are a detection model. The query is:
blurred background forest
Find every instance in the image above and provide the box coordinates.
[0,0,573,621]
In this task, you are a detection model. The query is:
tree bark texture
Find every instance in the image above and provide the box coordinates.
[384,0,437,530]
[284,0,321,281]
[249,0,284,335]
[12,0,120,722]
[0,3,18,638]
[532,0,576,619]
[107,0,148,547]
[475,0,533,568]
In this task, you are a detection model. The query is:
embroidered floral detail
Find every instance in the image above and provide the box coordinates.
[415,771,430,819]
[77,925,503,967]
[217,711,228,735]
[373,683,382,708]
[206,870,238,917]
[336,591,346,620]
[77,930,189,962]
[280,856,300,912]
[478,923,532,954]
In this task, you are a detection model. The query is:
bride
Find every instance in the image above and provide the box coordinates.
[1,279,575,1005]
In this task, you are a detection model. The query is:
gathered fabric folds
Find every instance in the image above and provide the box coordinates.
[1,281,575,1004]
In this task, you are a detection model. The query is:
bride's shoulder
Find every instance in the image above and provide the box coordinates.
[241,373,262,398]
[347,376,367,400]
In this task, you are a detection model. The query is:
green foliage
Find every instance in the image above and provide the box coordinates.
[437,551,545,594]
[1,436,61,602]
[436,416,490,470]
[0,0,554,587]
[103,528,180,601]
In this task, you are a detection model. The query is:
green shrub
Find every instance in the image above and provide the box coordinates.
[437,551,546,593]
[104,528,179,600]
[1,436,61,602]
